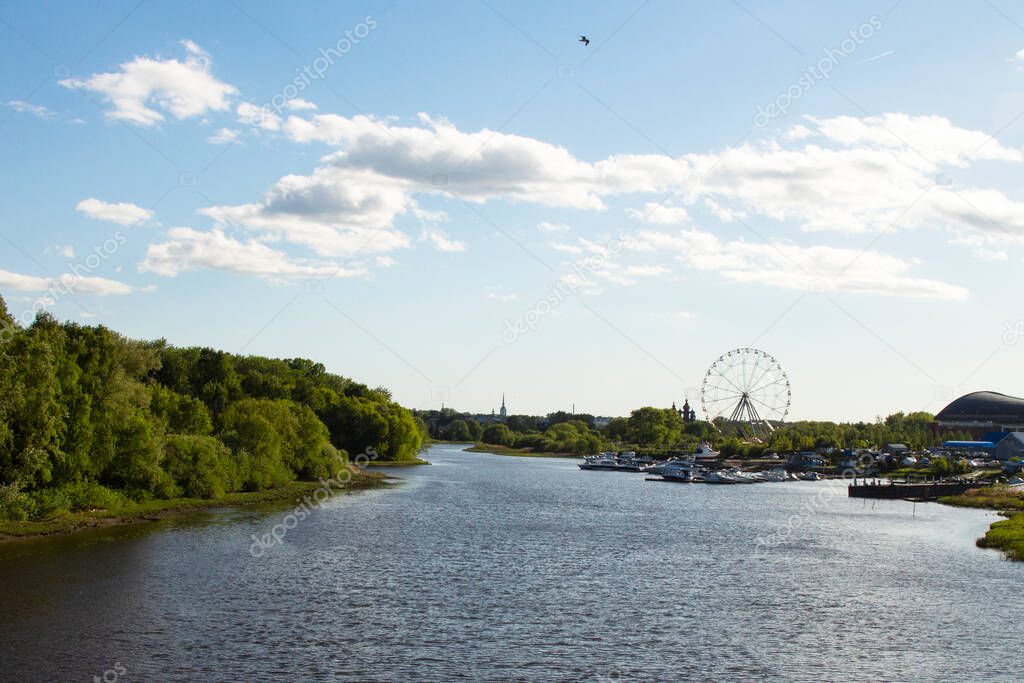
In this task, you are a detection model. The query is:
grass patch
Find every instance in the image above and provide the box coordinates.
[976,512,1024,560]
[940,486,1024,511]
[465,444,580,458]
[0,468,388,541]
[365,458,430,467]
[939,486,1024,561]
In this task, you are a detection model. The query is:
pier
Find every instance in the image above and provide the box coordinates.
[847,480,973,500]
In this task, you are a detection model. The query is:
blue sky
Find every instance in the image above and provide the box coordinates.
[2,0,1024,421]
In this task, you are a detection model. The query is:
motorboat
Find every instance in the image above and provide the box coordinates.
[662,469,699,483]
[579,452,643,472]
[762,468,789,483]
[579,454,619,471]
[647,458,698,477]
[799,471,822,481]
[693,442,720,460]
[703,470,739,484]
[729,469,758,484]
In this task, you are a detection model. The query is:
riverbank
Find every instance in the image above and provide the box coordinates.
[0,467,390,542]
[940,486,1024,560]
[464,444,579,458]
[366,457,431,467]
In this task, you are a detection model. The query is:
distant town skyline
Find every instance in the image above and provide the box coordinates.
[2,1,1024,420]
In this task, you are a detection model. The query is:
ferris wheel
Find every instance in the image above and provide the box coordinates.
[701,347,790,440]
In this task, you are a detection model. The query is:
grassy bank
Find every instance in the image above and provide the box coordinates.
[940,486,1024,560]
[366,458,430,467]
[465,444,580,458]
[0,467,389,541]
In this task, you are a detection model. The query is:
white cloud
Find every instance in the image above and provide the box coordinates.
[197,109,1024,285]
[375,255,396,267]
[548,242,585,255]
[486,292,518,302]
[76,198,153,226]
[60,40,237,126]
[1014,48,1024,70]
[207,127,239,144]
[800,113,1022,164]
[286,98,317,111]
[237,102,280,131]
[7,100,54,119]
[630,228,968,301]
[538,221,570,232]
[420,228,465,252]
[44,245,75,258]
[974,248,1008,261]
[621,264,668,277]
[625,202,688,225]
[200,166,412,257]
[139,228,367,280]
[280,111,682,209]
[948,232,1013,262]
[0,268,132,296]
[413,207,448,223]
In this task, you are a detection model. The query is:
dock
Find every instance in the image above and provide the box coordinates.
[847,480,973,500]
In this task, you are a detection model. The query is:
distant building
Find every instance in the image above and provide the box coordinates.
[995,433,1024,461]
[934,391,1024,437]
[673,399,697,422]
[474,394,508,424]
[788,452,826,468]
[593,416,613,429]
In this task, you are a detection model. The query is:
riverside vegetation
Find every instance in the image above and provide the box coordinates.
[941,487,1024,560]
[422,406,964,458]
[0,295,425,536]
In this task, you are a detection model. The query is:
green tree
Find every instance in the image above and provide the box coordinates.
[482,423,514,446]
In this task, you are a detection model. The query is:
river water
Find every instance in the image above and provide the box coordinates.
[0,443,1020,682]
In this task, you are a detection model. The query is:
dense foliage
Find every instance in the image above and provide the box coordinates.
[0,296,424,521]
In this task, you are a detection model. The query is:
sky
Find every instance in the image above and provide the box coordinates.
[2,0,1024,422]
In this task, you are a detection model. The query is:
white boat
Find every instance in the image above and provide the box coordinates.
[662,469,699,483]
[703,470,739,484]
[579,453,643,472]
[729,469,758,484]
[693,442,720,459]
[799,471,822,481]
[647,458,698,477]
[762,468,788,483]
[579,454,619,471]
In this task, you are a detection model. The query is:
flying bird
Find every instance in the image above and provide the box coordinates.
[579,35,590,46]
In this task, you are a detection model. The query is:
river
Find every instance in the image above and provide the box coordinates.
[0,443,1019,681]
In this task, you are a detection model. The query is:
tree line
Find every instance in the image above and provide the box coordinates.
[0,296,425,521]
[421,404,960,456]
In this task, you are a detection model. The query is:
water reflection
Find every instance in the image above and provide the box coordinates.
[0,444,1018,682]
